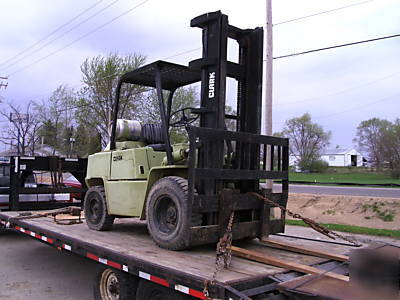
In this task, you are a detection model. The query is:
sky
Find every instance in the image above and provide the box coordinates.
[0,0,399,151]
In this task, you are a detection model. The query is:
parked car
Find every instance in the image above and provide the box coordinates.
[63,175,83,201]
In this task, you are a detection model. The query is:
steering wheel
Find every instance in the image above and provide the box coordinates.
[169,107,199,128]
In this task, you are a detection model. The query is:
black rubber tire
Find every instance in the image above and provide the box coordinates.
[93,265,138,300]
[84,186,115,231]
[146,176,201,250]
[136,279,192,300]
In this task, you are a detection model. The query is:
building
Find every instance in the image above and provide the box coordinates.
[289,148,364,168]
[321,148,363,167]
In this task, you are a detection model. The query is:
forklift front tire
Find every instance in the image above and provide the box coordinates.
[146,176,200,250]
[84,186,115,231]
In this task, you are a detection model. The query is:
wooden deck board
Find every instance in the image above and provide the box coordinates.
[0,212,348,283]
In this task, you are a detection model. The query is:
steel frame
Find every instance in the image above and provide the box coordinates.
[0,156,87,211]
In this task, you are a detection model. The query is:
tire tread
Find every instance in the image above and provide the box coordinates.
[84,186,115,231]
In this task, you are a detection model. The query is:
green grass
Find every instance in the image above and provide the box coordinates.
[286,219,400,238]
[362,202,396,222]
[289,172,400,185]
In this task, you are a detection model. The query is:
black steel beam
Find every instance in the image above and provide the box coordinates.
[192,192,286,213]
[194,169,287,180]
[190,221,260,245]
[17,187,86,194]
[9,157,19,211]
[189,126,289,146]
[155,67,173,165]
[241,282,278,296]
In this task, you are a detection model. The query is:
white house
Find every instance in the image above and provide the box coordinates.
[321,148,363,167]
[289,148,363,168]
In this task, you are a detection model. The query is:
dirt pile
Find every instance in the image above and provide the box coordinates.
[287,193,400,230]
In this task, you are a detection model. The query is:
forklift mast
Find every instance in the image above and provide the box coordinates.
[189,11,264,196]
[185,11,288,244]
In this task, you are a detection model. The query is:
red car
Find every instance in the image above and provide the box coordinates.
[63,175,83,202]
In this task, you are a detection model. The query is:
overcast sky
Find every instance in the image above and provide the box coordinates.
[0,0,399,151]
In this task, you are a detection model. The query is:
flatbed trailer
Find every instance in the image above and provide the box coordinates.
[0,155,87,211]
[0,211,364,300]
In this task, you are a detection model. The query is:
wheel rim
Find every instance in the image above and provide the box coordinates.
[88,196,102,224]
[154,196,179,234]
[100,269,120,300]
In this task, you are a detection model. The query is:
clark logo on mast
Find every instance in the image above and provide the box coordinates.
[208,72,215,98]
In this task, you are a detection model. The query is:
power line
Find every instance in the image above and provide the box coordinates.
[314,92,399,120]
[19,45,201,103]
[278,70,400,106]
[273,92,399,127]
[0,0,104,69]
[1,0,121,72]
[7,0,150,77]
[162,47,201,60]
[274,0,374,26]
[273,33,400,60]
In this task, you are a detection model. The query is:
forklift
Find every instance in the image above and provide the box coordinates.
[84,11,289,250]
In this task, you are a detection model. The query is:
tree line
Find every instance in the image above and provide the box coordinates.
[277,113,399,178]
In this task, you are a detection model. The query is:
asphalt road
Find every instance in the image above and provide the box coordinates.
[273,184,400,198]
[0,230,97,300]
[1,226,399,299]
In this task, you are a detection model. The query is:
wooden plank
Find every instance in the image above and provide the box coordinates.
[261,239,349,262]
[231,246,349,282]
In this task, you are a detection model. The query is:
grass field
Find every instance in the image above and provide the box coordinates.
[286,219,400,238]
[289,172,400,185]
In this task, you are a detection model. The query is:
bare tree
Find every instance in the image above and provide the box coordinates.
[278,113,331,170]
[355,118,400,177]
[0,101,41,155]
[353,118,391,168]
[35,85,76,155]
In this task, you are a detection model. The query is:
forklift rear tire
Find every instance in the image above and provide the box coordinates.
[136,279,192,300]
[146,176,201,250]
[94,265,138,300]
[84,186,115,231]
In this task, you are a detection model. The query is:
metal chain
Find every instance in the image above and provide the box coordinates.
[249,192,361,247]
[203,211,235,299]
[203,189,362,298]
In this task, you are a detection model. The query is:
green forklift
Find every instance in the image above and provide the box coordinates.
[84,11,289,250]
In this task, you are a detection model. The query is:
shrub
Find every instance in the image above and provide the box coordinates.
[309,160,329,173]
[390,168,400,179]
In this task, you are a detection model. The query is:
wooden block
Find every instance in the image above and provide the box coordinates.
[261,239,349,262]
[231,246,349,282]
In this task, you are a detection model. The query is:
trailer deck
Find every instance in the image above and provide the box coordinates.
[0,211,355,299]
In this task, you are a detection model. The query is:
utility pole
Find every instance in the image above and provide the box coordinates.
[0,76,8,90]
[264,0,273,189]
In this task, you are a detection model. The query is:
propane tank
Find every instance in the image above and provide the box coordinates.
[115,119,142,141]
